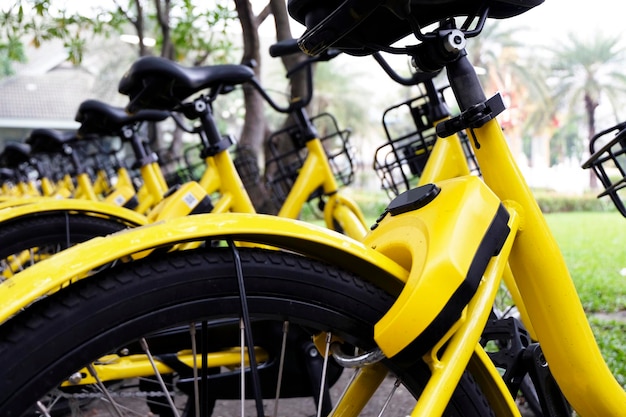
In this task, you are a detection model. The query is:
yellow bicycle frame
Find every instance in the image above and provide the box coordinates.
[472,120,626,416]
[0,118,624,416]
[62,347,270,387]
[132,161,170,215]
[2,75,624,417]
[0,181,519,416]
[198,152,256,214]
[196,136,367,239]
[277,138,368,240]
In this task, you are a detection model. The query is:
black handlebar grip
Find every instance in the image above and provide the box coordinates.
[269,39,302,57]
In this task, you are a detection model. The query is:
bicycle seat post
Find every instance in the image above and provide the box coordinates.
[288,60,319,142]
[192,97,234,158]
[122,125,157,171]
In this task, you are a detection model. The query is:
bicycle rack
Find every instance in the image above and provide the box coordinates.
[264,112,356,208]
[583,122,626,217]
[373,88,480,198]
[158,143,206,187]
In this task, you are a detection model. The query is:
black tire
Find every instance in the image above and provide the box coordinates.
[0,212,131,275]
[0,247,493,417]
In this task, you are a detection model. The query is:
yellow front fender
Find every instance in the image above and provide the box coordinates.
[0,213,408,325]
[0,198,149,227]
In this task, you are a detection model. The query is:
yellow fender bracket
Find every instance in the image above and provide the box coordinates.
[365,176,510,359]
[0,213,408,325]
[146,181,213,222]
[0,198,149,227]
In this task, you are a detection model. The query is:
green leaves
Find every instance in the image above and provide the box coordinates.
[64,35,85,65]
[166,0,238,64]
[0,0,239,78]
[32,0,51,16]
[0,2,29,76]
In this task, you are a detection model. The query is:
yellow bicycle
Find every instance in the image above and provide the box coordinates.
[0,58,365,279]
[0,1,624,416]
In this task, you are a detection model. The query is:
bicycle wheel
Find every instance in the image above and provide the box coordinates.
[0,246,494,417]
[0,212,131,277]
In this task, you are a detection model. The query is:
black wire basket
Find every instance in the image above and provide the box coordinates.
[264,112,355,207]
[373,89,479,198]
[158,143,205,187]
[583,121,626,217]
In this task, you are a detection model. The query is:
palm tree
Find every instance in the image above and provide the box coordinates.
[468,20,552,166]
[548,32,626,188]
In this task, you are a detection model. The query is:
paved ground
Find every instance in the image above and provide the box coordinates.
[82,371,538,416]
[593,310,626,322]
[84,372,416,416]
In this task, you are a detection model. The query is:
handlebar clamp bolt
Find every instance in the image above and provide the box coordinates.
[444,29,466,53]
[122,126,134,140]
[194,100,207,113]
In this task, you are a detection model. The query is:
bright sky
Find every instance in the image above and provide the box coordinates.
[508,0,626,46]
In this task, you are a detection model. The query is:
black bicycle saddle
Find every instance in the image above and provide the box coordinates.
[289,0,544,56]
[0,167,15,181]
[0,142,32,167]
[25,129,77,154]
[75,99,170,138]
[118,56,256,113]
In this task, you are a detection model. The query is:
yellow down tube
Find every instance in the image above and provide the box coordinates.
[473,119,626,416]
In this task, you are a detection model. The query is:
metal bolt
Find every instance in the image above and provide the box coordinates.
[444,29,466,53]
[67,372,83,385]
[122,127,134,139]
[194,100,207,112]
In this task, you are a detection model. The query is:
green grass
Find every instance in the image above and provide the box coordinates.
[588,317,626,388]
[545,212,626,314]
[544,211,626,388]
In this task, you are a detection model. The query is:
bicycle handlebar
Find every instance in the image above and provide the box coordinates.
[371,52,451,122]
[372,52,439,86]
[253,38,341,115]
[268,39,302,57]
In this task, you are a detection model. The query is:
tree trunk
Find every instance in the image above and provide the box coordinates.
[232,0,314,213]
[233,0,276,213]
[269,0,308,102]
[128,0,148,57]
[585,93,599,189]
[155,0,174,60]
[261,0,315,209]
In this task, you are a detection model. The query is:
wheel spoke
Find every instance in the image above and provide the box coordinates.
[139,337,181,417]
[330,362,389,416]
[376,378,401,417]
[272,320,290,417]
[189,322,201,417]
[316,332,332,417]
[86,363,125,417]
[28,247,35,268]
[64,211,71,248]
[36,401,52,417]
